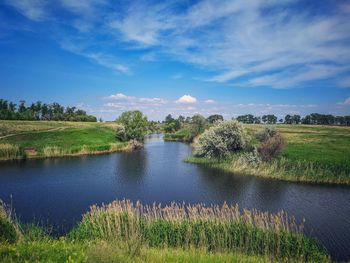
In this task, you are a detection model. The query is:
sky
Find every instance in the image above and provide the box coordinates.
[0,0,350,121]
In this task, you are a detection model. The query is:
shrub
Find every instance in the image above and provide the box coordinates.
[255,126,277,143]
[194,120,248,158]
[116,111,148,142]
[258,133,285,161]
[115,125,127,142]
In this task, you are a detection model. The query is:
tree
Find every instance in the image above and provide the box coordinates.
[284,114,292,124]
[292,115,301,124]
[262,115,277,124]
[191,114,207,135]
[207,114,223,124]
[116,110,148,141]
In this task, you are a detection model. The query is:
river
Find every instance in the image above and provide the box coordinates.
[0,134,349,261]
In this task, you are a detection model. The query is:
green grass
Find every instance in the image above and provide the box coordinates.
[0,240,277,263]
[187,124,350,185]
[0,200,329,263]
[164,129,193,142]
[0,121,129,160]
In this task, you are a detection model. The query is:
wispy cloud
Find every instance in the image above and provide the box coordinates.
[109,0,350,88]
[6,0,47,21]
[337,97,350,106]
[3,0,350,89]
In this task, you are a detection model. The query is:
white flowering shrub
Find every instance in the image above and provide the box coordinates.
[194,120,249,158]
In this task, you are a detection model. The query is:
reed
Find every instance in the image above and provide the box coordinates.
[71,199,328,262]
[0,143,22,160]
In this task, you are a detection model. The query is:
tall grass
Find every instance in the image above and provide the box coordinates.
[0,144,22,160]
[71,199,328,262]
[186,155,350,185]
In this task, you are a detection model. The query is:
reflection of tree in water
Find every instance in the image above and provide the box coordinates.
[195,165,255,204]
[114,149,147,185]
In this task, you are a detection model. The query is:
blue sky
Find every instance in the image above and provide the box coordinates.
[0,0,350,120]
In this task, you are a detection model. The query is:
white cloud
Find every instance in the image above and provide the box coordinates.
[175,95,197,104]
[204,99,215,103]
[6,0,47,21]
[106,93,134,101]
[337,97,350,105]
[109,0,350,88]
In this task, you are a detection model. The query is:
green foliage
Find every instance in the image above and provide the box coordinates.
[0,99,97,122]
[195,120,248,158]
[0,219,17,244]
[207,114,223,124]
[116,111,148,141]
[0,202,18,244]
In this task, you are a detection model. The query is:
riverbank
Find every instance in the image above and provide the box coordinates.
[186,124,350,185]
[0,199,329,262]
[0,121,130,161]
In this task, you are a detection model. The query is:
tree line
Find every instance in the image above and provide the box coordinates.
[0,99,97,122]
[236,113,350,126]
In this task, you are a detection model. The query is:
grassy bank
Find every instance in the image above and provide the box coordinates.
[187,124,350,185]
[0,200,328,262]
[164,129,193,142]
[0,121,129,161]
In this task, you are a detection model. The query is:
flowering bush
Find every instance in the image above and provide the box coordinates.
[194,120,248,158]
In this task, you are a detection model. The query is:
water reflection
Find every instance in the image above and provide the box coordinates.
[0,134,349,260]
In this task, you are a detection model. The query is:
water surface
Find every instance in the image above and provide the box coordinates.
[0,134,349,261]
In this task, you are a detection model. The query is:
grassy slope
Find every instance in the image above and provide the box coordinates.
[0,121,129,160]
[0,240,271,263]
[187,124,350,184]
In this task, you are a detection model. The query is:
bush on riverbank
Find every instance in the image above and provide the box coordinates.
[255,127,285,161]
[194,120,249,158]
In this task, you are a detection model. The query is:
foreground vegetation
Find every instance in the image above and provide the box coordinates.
[0,121,129,161]
[0,200,329,262]
[187,124,350,185]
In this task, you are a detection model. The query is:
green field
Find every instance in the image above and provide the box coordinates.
[187,124,350,185]
[0,121,129,160]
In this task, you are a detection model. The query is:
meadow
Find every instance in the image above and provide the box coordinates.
[0,199,329,262]
[187,124,350,185]
[0,121,129,160]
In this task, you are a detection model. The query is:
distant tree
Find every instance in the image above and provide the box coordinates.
[165,114,174,123]
[292,115,301,124]
[284,114,292,124]
[116,110,148,141]
[178,115,185,123]
[191,114,207,135]
[262,115,277,124]
[207,114,223,124]
[236,114,255,124]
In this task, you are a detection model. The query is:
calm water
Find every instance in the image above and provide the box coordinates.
[0,134,349,261]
